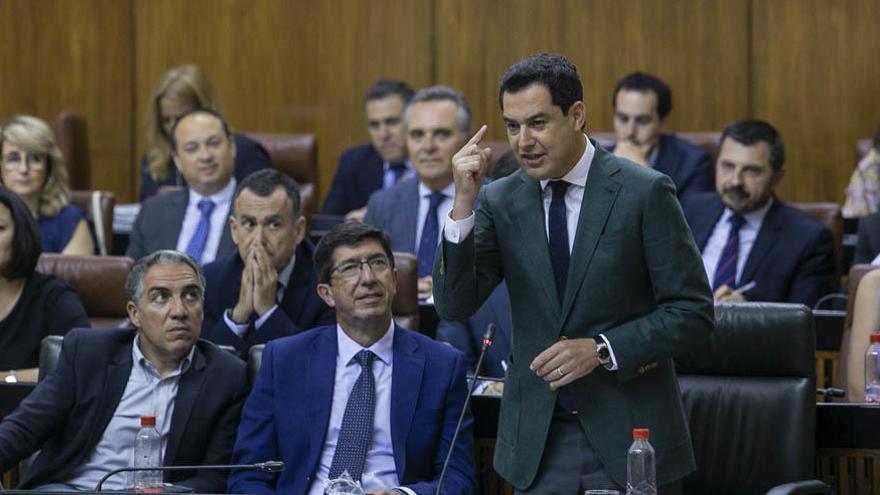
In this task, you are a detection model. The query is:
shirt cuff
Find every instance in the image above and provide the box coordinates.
[254,305,278,329]
[598,334,619,371]
[223,309,250,338]
[443,211,475,244]
[395,488,416,495]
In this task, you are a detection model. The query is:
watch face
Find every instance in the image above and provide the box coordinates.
[597,345,610,360]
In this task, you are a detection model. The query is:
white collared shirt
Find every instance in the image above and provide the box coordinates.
[309,323,415,495]
[382,160,415,189]
[175,178,237,265]
[701,198,774,288]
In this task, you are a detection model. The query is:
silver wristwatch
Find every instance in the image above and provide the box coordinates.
[595,338,613,370]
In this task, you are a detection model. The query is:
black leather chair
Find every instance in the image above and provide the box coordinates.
[38,336,64,382]
[675,302,830,495]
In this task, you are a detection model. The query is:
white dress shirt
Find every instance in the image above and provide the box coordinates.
[443,136,619,369]
[701,198,774,288]
[175,178,236,265]
[308,323,414,495]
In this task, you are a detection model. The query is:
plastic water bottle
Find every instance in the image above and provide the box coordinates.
[865,334,880,403]
[626,428,656,495]
[134,415,162,492]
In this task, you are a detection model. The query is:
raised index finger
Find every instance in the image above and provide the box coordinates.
[466,124,488,147]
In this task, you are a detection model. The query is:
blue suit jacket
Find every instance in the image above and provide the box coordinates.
[436,282,512,378]
[610,133,713,199]
[0,328,248,493]
[200,242,336,355]
[364,176,421,254]
[229,325,475,495]
[682,192,836,307]
[321,144,385,215]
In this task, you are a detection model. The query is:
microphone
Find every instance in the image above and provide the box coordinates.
[95,461,284,491]
[435,323,496,495]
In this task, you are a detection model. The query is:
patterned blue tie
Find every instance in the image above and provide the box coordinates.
[185,199,215,264]
[329,350,376,481]
[712,214,746,291]
[548,181,570,303]
[417,192,446,278]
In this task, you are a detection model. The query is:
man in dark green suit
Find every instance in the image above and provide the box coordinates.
[433,53,713,493]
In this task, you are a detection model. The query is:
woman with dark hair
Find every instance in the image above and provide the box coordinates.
[0,186,89,371]
[139,64,271,201]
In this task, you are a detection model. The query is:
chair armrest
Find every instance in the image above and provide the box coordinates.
[766,480,831,495]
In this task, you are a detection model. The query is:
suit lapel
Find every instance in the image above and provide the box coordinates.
[164,347,208,464]
[740,199,783,286]
[280,244,311,323]
[561,150,621,322]
[305,329,337,469]
[163,191,188,247]
[691,196,725,249]
[390,327,424,479]
[510,176,561,314]
[88,336,135,454]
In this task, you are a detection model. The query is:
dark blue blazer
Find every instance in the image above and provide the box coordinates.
[201,242,335,355]
[229,324,475,495]
[138,133,272,202]
[364,176,421,254]
[855,211,880,264]
[682,192,836,307]
[0,328,249,493]
[610,133,713,199]
[436,282,512,378]
[321,143,385,215]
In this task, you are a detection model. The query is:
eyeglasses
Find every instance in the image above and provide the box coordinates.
[330,256,391,280]
[2,152,47,171]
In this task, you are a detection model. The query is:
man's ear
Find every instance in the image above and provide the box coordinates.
[126,301,141,328]
[568,101,586,132]
[316,283,336,308]
[293,215,307,245]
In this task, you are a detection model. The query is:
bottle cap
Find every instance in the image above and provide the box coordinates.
[633,428,650,440]
[871,334,880,344]
[140,415,156,426]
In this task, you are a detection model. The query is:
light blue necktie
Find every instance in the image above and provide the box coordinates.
[185,199,215,264]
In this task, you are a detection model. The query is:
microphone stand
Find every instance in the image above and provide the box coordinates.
[435,324,496,495]
[95,461,284,491]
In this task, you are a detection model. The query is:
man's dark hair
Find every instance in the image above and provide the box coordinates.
[234,169,302,218]
[498,53,583,115]
[314,222,395,284]
[0,186,41,279]
[364,79,415,107]
[612,72,672,120]
[719,120,786,173]
[169,108,232,152]
[126,250,205,308]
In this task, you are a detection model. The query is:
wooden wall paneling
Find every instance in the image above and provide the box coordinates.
[751,0,880,203]
[0,0,134,202]
[134,0,432,203]
[434,0,750,146]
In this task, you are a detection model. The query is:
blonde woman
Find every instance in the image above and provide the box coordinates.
[0,115,94,255]
[139,64,271,201]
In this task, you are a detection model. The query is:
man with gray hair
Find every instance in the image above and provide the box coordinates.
[0,250,249,493]
[364,85,471,299]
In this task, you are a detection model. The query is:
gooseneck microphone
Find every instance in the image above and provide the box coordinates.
[435,323,496,495]
[95,460,285,491]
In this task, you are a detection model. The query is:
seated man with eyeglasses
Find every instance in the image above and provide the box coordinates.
[230,222,475,495]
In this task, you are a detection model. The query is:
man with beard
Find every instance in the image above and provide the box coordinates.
[681,119,835,307]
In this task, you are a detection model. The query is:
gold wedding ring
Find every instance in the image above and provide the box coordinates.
[557,367,565,378]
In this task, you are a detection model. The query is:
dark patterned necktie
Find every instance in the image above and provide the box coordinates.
[185,199,215,264]
[712,214,746,291]
[328,350,376,481]
[417,192,446,277]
